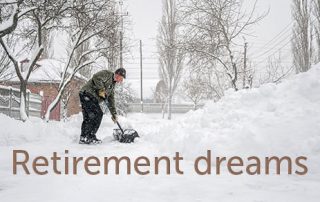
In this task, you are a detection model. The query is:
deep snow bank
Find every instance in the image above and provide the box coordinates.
[150,64,320,170]
[0,114,85,146]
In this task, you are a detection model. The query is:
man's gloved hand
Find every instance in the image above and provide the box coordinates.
[111,114,118,123]
[98,88,106,99]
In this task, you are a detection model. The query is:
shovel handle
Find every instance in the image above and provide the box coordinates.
[116,121,125,135]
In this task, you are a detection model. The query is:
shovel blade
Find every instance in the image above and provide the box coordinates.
[113,129,139,143]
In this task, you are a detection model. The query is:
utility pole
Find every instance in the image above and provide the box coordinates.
[243,42,248,89]
[118,0,128,69]
[140,40,143,112]
[120,31,123,68]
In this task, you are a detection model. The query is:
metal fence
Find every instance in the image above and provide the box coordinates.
[128,103,204,113]
[0,85,42,119]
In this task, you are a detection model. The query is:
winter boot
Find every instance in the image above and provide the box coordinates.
[79,136,90,144]
[87,136,102,145]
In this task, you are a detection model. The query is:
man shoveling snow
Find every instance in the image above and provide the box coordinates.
[78,68,126,144]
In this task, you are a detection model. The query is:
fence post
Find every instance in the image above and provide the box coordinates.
[9,88,12,117]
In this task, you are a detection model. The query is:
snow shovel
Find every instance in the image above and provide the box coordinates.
[113,121,139,143]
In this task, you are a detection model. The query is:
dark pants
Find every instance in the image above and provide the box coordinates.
[79,91,103,139]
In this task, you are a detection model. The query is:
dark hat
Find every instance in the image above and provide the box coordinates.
[115,67,126,79]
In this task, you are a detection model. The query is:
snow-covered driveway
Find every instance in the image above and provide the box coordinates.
[0,113,319,202]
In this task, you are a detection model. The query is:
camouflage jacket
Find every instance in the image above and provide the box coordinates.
[80,70,117,115]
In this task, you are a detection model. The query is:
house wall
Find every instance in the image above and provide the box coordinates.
[27,82,61,120]
[63,79,84,117]
[27,79,85,119]
[3,78,85,121]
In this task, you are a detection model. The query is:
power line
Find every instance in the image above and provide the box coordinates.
[251,31,292,59]
[125,63,159,65]
[248,45,292,50]
[250,21,293,55]
[252,38,293,67]
[252,18,316,67]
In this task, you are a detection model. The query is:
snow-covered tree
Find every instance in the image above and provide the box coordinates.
[114,83,134,116]
[157,0,185,120]
[99,1,121,71]
[180,0,266,91]
[153,80,168,118]
[259,53,293,84]
[0,36,13,81]
[0,0,58,121]
[44,0,120,121]
[185,56,225,101]
[0,0,24,37]
[61,90,71,122]
[291,0,313,73]
[313,0,320,63]
[154,80,167,103]
[182,69,206,110]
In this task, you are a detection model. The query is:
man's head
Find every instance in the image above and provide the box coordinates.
[114,68,126,83]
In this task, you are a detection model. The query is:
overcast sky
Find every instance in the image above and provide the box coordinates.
[124,0,293,98]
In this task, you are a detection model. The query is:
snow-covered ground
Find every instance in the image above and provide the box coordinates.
[1,65,320,202]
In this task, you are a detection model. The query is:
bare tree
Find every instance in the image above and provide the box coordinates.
[0,1,36,81]
[0,0,24,37]
[154,80,168,103]
[180,0,266,91]
[259,53,293,84]
[182,69,206,110]
[186,56,225,101]
[44,0,119,121]
[0,0,71,121]
[0,52,10,80]
[69,0,93,78]
[91,0,131,72]
[157,0,185,120]
[100,1,121,71]
[61,89,71,122]
[0,35,13,81]
[40,27,51,58]
[153,80,168,118]
[114,83,134,116]
[102,21,121,71]
[313,0,320,63]
[292,0,313,73]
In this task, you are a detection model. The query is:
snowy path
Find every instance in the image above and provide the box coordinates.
[0,113,319,202]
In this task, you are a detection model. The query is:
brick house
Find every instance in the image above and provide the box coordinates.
[2,59,86,121]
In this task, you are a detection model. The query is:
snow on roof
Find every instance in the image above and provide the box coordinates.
[8,58,87,83]
[32,59,65,82]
